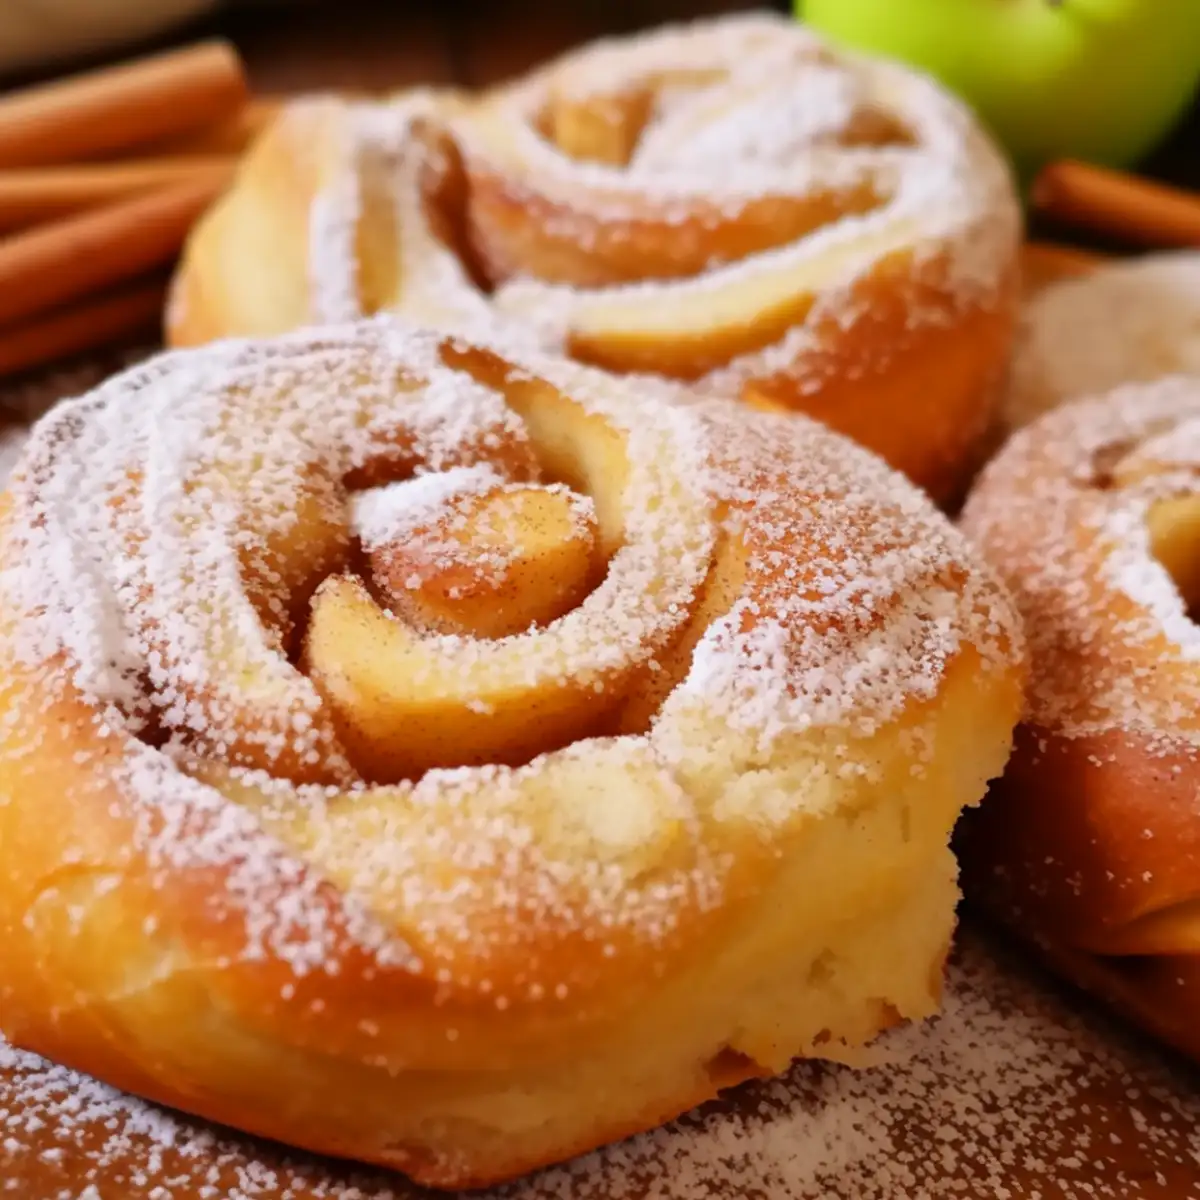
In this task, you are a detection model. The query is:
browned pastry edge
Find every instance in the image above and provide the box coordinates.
[958,722,1200,1065]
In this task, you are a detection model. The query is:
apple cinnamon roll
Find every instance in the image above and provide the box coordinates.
[962,374,1200,1066]
[168,13,1022,503]
[0,321,1023,1188]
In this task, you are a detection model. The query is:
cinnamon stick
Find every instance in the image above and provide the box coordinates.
[1021,240,1104,291]
[0,177,221,327]
[0,278,165,379]
[152,98,283,157]
[0,157,236,232]
[1033,160,1200,249]
[0,41,247,170]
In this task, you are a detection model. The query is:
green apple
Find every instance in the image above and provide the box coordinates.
[800,0,1200,174]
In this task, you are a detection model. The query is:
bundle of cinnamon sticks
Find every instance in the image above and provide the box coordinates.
[0,40,272,379]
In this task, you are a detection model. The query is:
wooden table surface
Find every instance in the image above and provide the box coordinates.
[0,4,1198,1198]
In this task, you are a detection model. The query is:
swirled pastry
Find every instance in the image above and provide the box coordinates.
[1003,252,1200,435]
[0,322,1024,1188]
[167,13,1022,503]
[961,375,1200,1064]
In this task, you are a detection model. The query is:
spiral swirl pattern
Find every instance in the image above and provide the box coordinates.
[961,376,1200,1067]
[169,13,1021,502]
[0,323,1023,1186]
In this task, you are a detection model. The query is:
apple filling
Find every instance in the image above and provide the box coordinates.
[289,353,716,785]
[360,480,604,640]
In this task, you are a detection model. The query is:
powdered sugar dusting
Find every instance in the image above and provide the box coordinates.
[352,464,502,549]
[302,91,537,349]
[0,317,1017,953]
[0,319,1021,1186]
[308,139,363,325]
[280,12,1018,404]
[469,21,1016,347]
[964,374,1200,748]
[3,930,1198,1199]
[1003,252,1200,434]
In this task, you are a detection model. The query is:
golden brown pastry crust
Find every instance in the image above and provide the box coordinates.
[0,323,1023,1188]
[166,14,1022,504]
[960,375,1200,1063]
[7,930,1200,1200]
